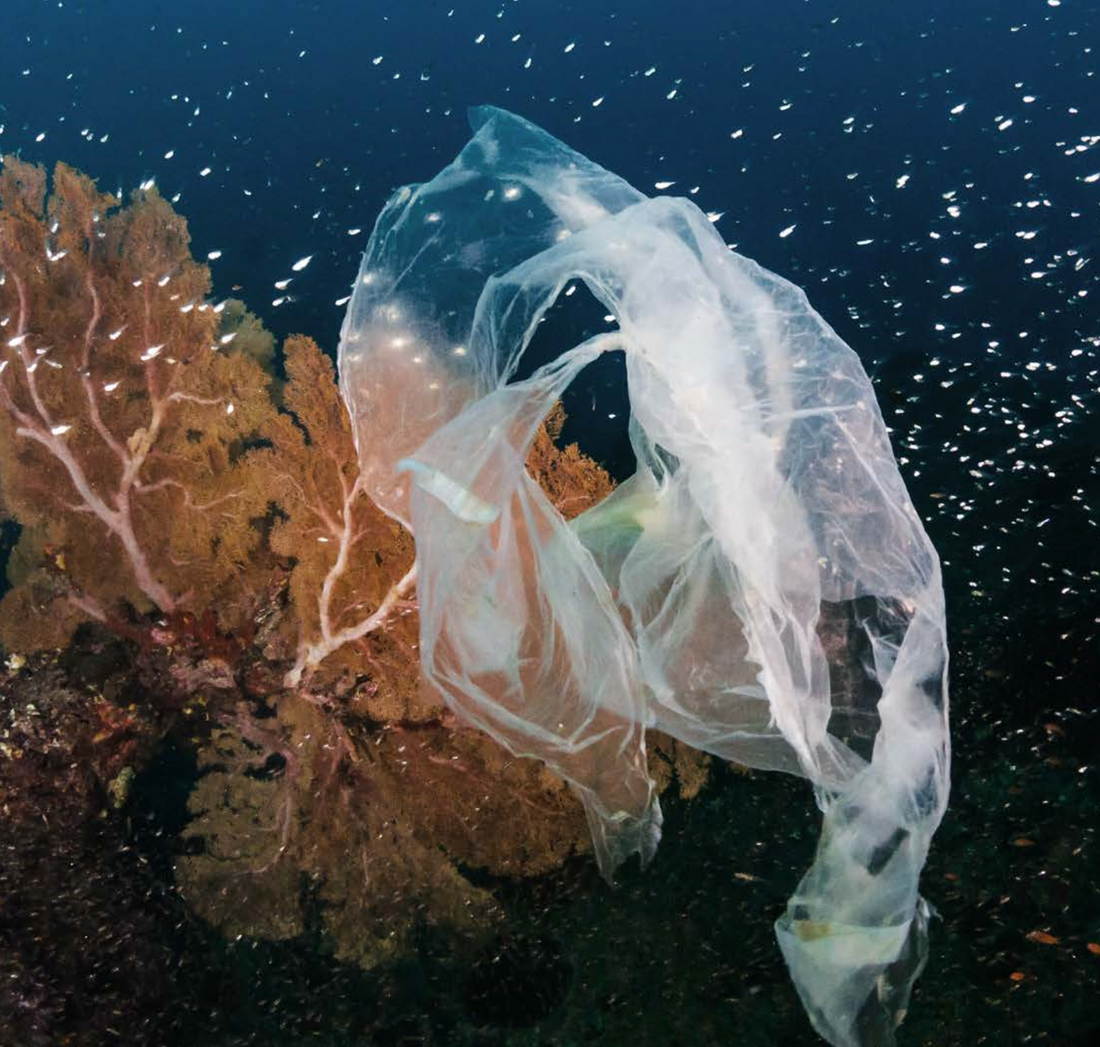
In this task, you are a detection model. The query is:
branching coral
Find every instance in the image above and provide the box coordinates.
[0,157,277,651]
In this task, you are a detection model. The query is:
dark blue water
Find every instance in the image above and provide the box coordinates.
[2,1,1098,1044]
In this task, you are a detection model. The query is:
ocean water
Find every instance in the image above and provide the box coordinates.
[0,0,1097,1045]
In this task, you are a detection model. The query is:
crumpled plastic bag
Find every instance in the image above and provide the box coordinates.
[338,105,950,1047]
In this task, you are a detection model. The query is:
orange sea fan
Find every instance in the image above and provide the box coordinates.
[0,157,277,651]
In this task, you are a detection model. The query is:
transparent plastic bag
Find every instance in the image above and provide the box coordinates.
[339,106,950,1047]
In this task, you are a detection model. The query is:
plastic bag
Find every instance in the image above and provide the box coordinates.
[338,106,950,1047]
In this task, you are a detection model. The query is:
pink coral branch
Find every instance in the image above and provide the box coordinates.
[317,474,366,644]
[166,391,224,407]
[78,264,127,461]
[68,591,108,623]
[133,474,244,513]
[273,469,344,539]
[281,459,420,686]
[0,264,178,613]
[284,561,418,688]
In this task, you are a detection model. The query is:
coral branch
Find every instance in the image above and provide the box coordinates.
[284,563,417,687]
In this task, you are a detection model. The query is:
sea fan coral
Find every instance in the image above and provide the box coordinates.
[0,157,277,650]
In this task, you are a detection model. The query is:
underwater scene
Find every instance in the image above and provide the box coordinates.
[0,2,1096,1046]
